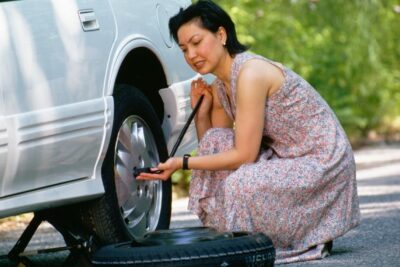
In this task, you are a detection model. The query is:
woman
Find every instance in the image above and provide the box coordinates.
[137,0,360,264]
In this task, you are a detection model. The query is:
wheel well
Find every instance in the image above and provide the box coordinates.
[115,47,167,122]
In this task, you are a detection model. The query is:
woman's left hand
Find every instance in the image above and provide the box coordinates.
[136,157,181,181]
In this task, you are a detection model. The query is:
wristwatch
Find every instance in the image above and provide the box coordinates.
[183,154,191,170]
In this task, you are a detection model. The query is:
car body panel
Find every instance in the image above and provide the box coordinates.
[0,0,116,198]
[0,0,198,218]
[0,119,7,185]
[104,1,197,154]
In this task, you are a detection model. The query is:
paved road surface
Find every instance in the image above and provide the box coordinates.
[0,143,399,266]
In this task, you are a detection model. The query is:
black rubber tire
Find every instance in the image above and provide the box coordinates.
[81,85,172,245]
[90,227,275,267]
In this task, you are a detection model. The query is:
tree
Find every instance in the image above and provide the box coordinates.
[215,0,400,141]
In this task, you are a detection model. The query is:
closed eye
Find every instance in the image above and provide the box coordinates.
[192,39,201,46]
[179,45,187,53]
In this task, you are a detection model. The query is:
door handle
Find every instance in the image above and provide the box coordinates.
[78,9,100,31]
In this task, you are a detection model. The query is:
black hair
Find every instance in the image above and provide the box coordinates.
[169,0,248,56]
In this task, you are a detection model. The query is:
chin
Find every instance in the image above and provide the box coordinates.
[196,69,210,75]
[195,65,212,75]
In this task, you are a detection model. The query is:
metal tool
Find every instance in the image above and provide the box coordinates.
[133,95,204,177]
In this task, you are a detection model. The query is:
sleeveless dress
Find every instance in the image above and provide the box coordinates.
[188,52,360,264]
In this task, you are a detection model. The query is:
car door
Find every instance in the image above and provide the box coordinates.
[0,0,115,197]
[0,89,6,186]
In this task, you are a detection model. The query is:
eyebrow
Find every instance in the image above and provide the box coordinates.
[178,34,200,47]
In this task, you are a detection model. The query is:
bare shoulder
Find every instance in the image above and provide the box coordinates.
[238,58,285,96]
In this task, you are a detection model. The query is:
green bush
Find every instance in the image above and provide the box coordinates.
[214,0,400,141]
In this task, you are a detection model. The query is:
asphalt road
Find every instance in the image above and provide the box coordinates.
[0,143,399,266]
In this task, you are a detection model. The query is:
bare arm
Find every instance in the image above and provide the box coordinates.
[188,60,273,170]
[210,81,234,129]
[137,60,284,180]
[190,78,212,141]
[192,79,233,140]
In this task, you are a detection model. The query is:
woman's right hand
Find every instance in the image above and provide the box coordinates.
[191,78,213,119]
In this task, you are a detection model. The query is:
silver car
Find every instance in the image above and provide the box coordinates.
[0,0,197,245]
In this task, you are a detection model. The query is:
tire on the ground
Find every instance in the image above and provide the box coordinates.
[81,84,172,245]
[90,227,275,267]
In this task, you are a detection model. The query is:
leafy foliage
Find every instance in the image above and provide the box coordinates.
[214,0,400,140]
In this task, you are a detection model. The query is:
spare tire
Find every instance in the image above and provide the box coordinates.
[90,227,275,267]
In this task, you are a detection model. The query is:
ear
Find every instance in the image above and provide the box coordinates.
[217,26,227,45]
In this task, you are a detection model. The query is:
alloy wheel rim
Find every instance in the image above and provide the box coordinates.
[114,115,162,238]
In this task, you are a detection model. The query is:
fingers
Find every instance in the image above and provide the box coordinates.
[191,78,212,108]
[136,167,169,180]
[136,172,169,181]
[191,78,210,93]
[136,175,166,181]
[136,158,178,181]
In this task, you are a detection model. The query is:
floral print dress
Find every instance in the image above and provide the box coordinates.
[188,52,360,264]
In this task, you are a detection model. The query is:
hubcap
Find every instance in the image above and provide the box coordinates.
[114,115,162,238]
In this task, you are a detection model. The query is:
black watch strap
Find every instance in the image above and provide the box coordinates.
[183,154,191,170]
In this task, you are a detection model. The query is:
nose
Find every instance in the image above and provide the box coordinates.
[187,47,196,60]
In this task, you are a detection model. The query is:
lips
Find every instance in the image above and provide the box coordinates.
[193,60,205,70]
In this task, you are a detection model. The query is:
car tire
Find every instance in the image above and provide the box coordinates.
[90,227,276,267]
[82,84,171,245]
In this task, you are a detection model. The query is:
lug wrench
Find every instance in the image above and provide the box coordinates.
[133,95,204,177]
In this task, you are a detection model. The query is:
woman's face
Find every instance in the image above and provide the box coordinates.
[177,20,226,74]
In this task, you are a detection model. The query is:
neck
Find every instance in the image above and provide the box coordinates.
[212,51,234,85]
